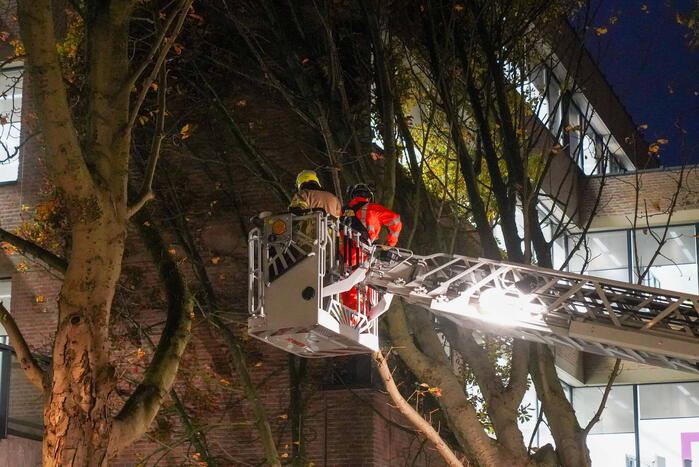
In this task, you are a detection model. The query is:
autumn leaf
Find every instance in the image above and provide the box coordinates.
[150,83,158,91]
[609,16,618,24]
[180,123,191,139]
[211,257,221,264]
[219,378,230,385]
[35,295,45,303]
[138,115,149,126]
[638,124,648,130]
[429,387,443,397]
[172,43,183,55]
[648,143,660,153]
[168,248,177,255]
[419,382,430,388]
[281,454,289,458]
[301,57,310,64]
[651,200,662,211]
[453,4,464,11]
[277,413,288,419]
[16,262,27,272]
[136,348,145,359]
[189,12,205,23]
[143,221,151,227]
[657,138,669,144]
[595,27,608,35]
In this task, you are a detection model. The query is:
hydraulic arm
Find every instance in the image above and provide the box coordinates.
[249,212,699,373]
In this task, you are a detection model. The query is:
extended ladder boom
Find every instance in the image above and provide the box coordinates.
[249,212,699,373]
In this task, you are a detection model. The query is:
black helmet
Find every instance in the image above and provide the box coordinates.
[347,183,374,201]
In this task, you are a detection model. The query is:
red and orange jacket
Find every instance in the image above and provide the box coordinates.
[346,197,402,246]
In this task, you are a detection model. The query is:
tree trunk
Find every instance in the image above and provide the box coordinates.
[44,212,126,466]
[530,344,591,467]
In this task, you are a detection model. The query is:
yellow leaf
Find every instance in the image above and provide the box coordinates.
[138,115,149,126]
[277,413,288,419]
[137,348,145,359]
[219,378,230,385]
[211,257,221,264]
[35,295,45,303]
[638,124,648,130]
[657,138,669,144]
[281,454,289,458]
[143,221,151,226]
[595,27,608,35]
[150,83,158,91]
[21,204,30,211]
[641,4,648,11]
[453,4,464,11]
[649,143,660,153]
[609,16,618,24]
[180,123,191,139]
[254,362,263,367]
[168,248,177,255]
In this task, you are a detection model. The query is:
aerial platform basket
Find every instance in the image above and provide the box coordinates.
[247,211,379,358]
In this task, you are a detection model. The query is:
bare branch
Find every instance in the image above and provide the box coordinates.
[0,302,45,391]
[110,213,192,454]
[128,67,167,218]
[373,350,464,467]
[124,2,182,91]
[584,359,622,434]
[127,0,192,131]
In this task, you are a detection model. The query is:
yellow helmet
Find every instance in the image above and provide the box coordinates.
[296,170,321,190]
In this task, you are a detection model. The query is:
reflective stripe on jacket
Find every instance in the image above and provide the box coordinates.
[348,197,402,246]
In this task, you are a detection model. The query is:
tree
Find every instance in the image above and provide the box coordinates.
[208,1,627,465]
[2,1,194,464]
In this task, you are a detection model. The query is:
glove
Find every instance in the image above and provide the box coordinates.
[377,246,399,263]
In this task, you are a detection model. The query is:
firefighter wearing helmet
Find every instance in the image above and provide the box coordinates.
[289,170,342,218]
[341,183,402,313]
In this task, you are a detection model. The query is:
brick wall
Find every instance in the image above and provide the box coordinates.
[580,166,699,230]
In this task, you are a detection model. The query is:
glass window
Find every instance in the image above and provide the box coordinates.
[639,383,699,466]
[569,231,630,282]
[0,68,22,184]
[573,386,636,467]
[633,225,698,294]
[0,279,9,340]
[0,279,9,310]
[581,133,597,175]
[568,107,581,162]
[575,385,635,434]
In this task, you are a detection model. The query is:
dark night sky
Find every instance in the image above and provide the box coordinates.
[580,0,698,167]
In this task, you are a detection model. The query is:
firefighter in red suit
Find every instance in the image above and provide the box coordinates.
[341,183,402,312]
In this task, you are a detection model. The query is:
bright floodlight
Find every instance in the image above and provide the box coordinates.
[478,287,542,324]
